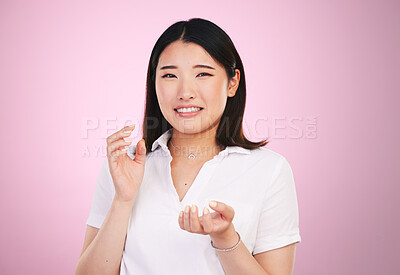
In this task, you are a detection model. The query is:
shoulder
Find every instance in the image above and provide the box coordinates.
[248,146,286,162]
[252,147,289,175]
[231,146,286,168]
[221,146,288,181]
[251,147,293,178]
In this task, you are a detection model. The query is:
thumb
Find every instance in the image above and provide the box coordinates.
[134,139,147,164]
[209,200,235,221]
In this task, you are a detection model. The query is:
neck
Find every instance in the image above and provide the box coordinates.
[168,125,224,159]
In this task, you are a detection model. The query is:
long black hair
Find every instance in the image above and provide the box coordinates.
[142,18,269,153]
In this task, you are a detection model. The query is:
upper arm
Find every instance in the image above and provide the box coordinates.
[80,225,99,257]
[252,156,301,271]
[80,158,110,257]
[253,242,297,275]
[86,158,115,228]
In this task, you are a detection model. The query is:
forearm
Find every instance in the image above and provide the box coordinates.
[75,196,136,275]
[212,226,269,275]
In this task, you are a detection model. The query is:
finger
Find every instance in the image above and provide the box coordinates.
[178,211,184,230]
[202,207,213,234]
[189,205,202,233]
[133,139,147,165]
[209,201,235,222]
[109,147,129,161]
[107,138,133,157]
[106,124,135,145]
[183,205,191,231]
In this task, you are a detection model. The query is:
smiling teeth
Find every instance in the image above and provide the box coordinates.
[176,107,201,113]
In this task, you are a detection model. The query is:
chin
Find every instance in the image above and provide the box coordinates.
[173,126,202,134]
[174,123,218,137]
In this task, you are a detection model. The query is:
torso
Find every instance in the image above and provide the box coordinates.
[168,143,225,202]
[170,158,205,202]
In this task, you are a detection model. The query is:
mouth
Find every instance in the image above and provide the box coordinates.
[174,107,204,113]
[174,107,204,118]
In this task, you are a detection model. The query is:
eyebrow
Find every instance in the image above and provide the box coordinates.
[159,64,216,70]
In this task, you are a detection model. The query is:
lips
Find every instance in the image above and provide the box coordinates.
[174,107,203,118]
[174,105,204,110]
[174,107,204,112]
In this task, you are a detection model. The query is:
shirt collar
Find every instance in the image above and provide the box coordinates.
[151,128,173,152]
[150,128,251,156]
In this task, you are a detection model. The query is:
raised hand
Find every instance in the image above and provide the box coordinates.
[106,124,147,203]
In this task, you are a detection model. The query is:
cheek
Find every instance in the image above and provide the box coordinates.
[157,79,177,95]
[205,82,228,108]
[155,84,173,110]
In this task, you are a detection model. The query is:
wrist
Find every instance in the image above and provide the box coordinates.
[210,225,238,249]
[113,196,136,207]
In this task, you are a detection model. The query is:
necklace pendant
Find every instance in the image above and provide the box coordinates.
[188,153,196,160]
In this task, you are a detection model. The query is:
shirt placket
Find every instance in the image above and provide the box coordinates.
[165,153,223,213]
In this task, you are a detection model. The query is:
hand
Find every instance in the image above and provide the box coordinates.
[178,201,235,240]
[106,124,147,203]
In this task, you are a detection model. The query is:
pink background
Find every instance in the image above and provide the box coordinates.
[1,0,399,274]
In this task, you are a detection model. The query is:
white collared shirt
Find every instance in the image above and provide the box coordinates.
[86,128,301,274]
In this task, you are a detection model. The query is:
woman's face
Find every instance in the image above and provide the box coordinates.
[155,40,240,136]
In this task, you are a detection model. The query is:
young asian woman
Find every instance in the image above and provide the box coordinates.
[75,18,301,275]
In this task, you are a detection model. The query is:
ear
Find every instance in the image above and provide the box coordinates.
[227,69,240,97]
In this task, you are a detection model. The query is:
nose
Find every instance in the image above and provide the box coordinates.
[176,80,196,101]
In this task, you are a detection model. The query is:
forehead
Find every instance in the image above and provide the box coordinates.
[158,40,220,69]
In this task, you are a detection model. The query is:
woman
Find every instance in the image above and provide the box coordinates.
[76,18,301,275]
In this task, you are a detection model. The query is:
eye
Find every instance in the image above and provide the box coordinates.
[197,73,212,77]
[161,73,212,78]
[161,74,176,78]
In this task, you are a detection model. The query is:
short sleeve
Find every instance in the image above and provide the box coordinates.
[86,157,115,229]
[252,156,301,255]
